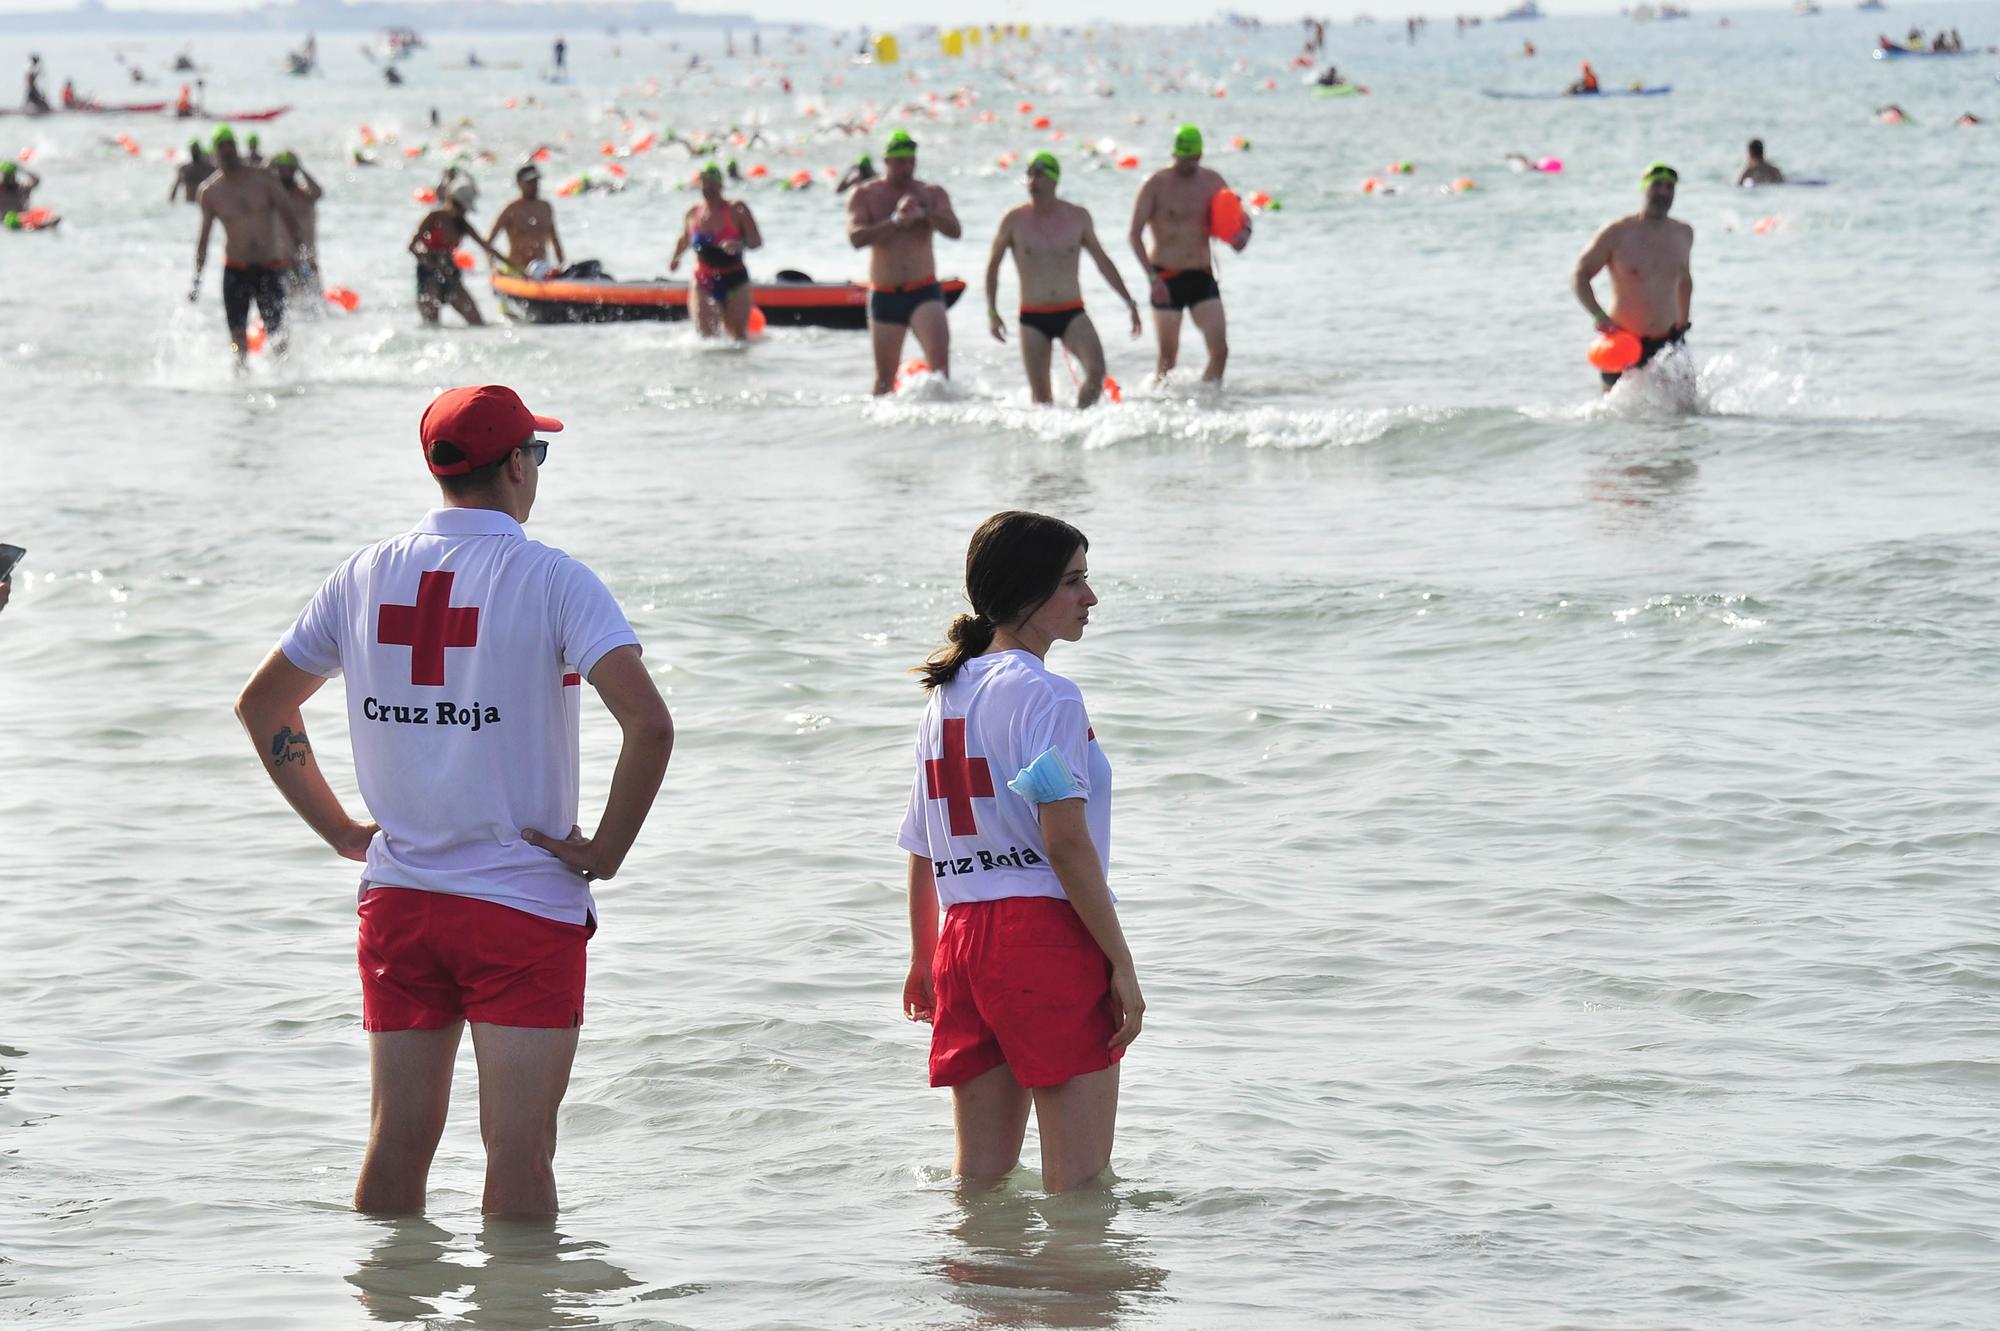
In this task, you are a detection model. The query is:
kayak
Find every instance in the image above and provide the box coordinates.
[1871,46,1978,59]
[0,101,165,116]
[214,106,292,122]
[1482,86,1674,99]
[1311,84,1368,97]
[492,270,968,330]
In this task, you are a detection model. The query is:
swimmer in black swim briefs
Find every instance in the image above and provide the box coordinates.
[1149,266,1220,312]
[1601,323,1690,387]
[869,278,943,325]
[223,262,287,347]
[1018,302,1086,341]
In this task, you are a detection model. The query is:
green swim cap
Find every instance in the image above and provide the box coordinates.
[211,125,236,150]
[1027,150,1060,180]
[0,160,14,175]
[1642,161,1678,185]
[1172,124,1203,157]
[2,211,18,229]
[273,150,297,167]
[700,162,723,179]
[884,129,917,159]
[857,153,872,166]
[247,132,259,148]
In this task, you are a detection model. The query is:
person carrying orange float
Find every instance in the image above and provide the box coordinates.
[669,162,763,340]
[983,152,1142,409]
[1572,163,1694,392]
[1127,125,1249,385]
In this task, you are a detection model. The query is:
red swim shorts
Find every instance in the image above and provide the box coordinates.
[358,886,591,1032]
[929,895,1125,1089]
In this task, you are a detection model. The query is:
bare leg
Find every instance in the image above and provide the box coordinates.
[416,294,441,326]
[1018,323,1055,404]
[722,285,754,340]
[951,1061,1032,1181]
[1187,298,1228,383]
[1063,315,1108,409]
[355,1023,464,1215]
[1151,307,1183,380]
[868,318,907,396]
[1031,1062,1120,1192]
[908,299,952,379]
[471,1022,579,1217]
[694,287,722,338]
[447,284,486,327]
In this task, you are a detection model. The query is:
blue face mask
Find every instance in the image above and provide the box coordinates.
[1008,746,1083,804]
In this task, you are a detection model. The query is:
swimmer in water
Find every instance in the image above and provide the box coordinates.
[984,152,1142,409]
[669,162,763,339]
[190,126,300,364]
[837,153,876,193]
[1566,60,1600,95]
[485,164,565,274]
[408,177,504,326]
[272,151,324,309]
[1876,104,1910,124]
[1128,124,1248,384]
[168,140,213,204]
[1735,138,1784,186]
[847,129,962,394]
[0,160,41,213]
[1571,162,1693,392]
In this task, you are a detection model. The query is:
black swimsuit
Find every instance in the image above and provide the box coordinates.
[1150,265,1220,312]
[1019,303,1085,341]
[1601,324,1689,387]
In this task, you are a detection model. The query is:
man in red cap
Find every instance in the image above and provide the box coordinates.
[234,385,674,1217]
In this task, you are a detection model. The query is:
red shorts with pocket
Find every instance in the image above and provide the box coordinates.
[358,886,592,1032]
[929,895,1124,1089]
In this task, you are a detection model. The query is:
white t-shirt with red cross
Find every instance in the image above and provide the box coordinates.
[897,649,1113,908]
[279,507,640,925]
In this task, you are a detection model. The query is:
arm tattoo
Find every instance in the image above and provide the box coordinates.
[270,726,312,768]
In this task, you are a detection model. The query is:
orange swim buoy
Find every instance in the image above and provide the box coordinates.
[246,322,267,353]
[1032,116,1051,129]
[453,250,476,271]
[1104,375,1123,403]
[747,306,767,335]
[324,286,360,312]
[414,188,437,204]
[1587,329,1642,372]
[1208,188,1246,241]
[748,163,769,178]
[1117,155,1139,169]
[895,358,931,390]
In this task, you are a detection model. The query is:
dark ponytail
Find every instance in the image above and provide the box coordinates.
[917,511,1087,690]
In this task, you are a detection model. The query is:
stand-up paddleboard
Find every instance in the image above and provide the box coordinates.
[1311,83,1369,97]
[493,268,967,330]
[1482,86,1673,99]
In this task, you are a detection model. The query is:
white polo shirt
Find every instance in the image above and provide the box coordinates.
[897,650,1113,908]
[279,507,640,925]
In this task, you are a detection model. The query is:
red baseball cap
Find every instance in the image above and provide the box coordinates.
[419,385,564,476]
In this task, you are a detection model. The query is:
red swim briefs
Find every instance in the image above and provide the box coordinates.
[929,895,1124,1089]
[358,886,591,1032]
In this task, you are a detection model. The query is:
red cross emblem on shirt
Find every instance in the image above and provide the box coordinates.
[377,570,480,686]
[925,717,994,837]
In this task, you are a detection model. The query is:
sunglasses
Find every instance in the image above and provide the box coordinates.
[523,439,549,466]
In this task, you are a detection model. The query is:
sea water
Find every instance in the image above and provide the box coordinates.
[3,11,1999,1328]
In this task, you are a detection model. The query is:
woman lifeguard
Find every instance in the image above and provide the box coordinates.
[897,511,1144,1192]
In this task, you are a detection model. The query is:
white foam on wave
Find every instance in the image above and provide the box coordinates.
[1527,343,1829,424]
[858,368,1463,451]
